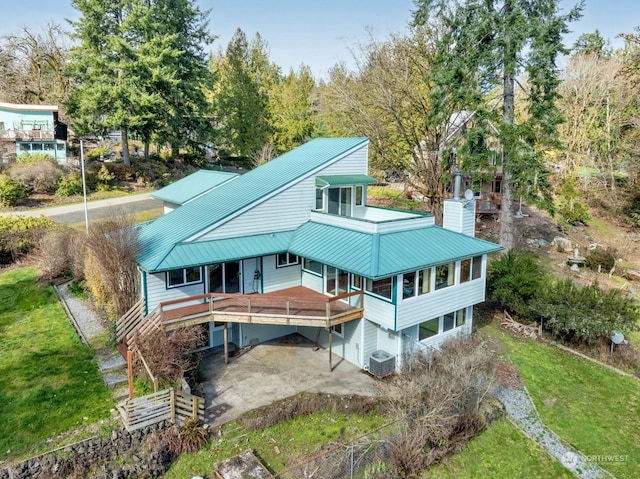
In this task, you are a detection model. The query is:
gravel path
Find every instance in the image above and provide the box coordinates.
[495,385,609,479]
[56,281,107,341]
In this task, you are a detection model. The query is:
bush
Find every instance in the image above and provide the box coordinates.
[14,152,55,164]
[9,159,62,194]
[0,215,55,264]
[56,172,84,196]
[584,247,617,273]
[487,249,547,319]
[0,173,26,207]
[83,214,141,317]
[33,226,78,280]
[534,280,640,345]
[96,164,116,191]
[556,177,590,225]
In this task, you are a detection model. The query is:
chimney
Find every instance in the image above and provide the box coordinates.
[443,170,476,236]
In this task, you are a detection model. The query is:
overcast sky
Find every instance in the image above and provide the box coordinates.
[2,0,639,79]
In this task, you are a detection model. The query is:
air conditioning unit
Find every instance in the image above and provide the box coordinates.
[368,350,395,378]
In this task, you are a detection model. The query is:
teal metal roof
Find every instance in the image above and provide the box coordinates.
[151,170,238,205]
[315,174,378,187]
[154,231,295,271]
[289,221,503,279]
[137,138,369,272]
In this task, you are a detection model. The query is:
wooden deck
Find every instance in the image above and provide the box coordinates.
[159,286,364,331]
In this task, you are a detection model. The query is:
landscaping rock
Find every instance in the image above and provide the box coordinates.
[552,236,573,252]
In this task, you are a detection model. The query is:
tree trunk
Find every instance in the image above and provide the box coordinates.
[144,141,150,161]
[121,129,131,167]
[500,0,516,251]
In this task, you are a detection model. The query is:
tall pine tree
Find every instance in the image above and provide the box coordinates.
[414,0,582,248]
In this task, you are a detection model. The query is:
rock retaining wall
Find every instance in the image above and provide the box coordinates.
[0,422,176,479]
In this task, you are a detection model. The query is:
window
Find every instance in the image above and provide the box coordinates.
[352,274,363,289]
[56,142,65,151]
[326,266,349,296]
[456,308,467,327]
[492,180,502,194]
[277,252,299,268]
[460,259,471,283]
[355,185,363,206]
[472,256,482,280]
[419,318,439,340]
[167,267,202,288]
[327,187,352,217]
[365,277,392,300]
[315,188,323,209]
[402,272,415,299]
[331,322,343,336]
[443,312,455,332]
[19,143,30,152]
[435,263,455,290]
[418,268,431,295]
[31,143,43,151]
[303,258,322,275]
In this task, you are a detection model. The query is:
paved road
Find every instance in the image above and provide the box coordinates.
[0,193,161,225]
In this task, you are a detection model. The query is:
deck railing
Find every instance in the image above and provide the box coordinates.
[158,289,364,327]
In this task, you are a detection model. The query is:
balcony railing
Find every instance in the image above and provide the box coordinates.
[0,129,55,141]
[158,287,364,331]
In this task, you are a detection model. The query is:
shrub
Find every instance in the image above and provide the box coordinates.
[56,172,84,196]
[0,215,54,264]
[556,177,590,225]
[96,164,116,191]
[584,247,617,273]
[487,249,546,319]
[83,214,141,317]
[14,152,55,164]
[534,280,640,346]
[33,226,79,280]
[0,173,26,207]
[9,159,63,194]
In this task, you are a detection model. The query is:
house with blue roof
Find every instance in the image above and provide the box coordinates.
[126,137,502,373]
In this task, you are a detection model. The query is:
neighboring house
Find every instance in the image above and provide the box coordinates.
[132,138,502,373]
[441,111,503,215]
[0,102,67,163]
[151,169,239,214]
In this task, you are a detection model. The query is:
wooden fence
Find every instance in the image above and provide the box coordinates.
[117,388,205,432]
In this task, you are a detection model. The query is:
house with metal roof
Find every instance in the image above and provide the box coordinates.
[127,137,502,373]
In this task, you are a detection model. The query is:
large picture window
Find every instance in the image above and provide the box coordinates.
[327,187,352,217]
[167,267,202,288]
[303,258,322,275]
[419,308,468,342]
[326,266,349,296]
[365,277,392,300]
[419,318,439,340]
[402,268,432,300]
[435,262,455,290]
[472,255,482,280]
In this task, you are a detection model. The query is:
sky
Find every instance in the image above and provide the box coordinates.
[2,0,640,79]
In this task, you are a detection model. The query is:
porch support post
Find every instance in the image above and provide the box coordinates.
[329,328,333,372]
[223,322,229,365]
[127,349,134,400]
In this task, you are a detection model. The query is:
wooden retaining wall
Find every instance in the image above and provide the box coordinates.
[117,388,204,432]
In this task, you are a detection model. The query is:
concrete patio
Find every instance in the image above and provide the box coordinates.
[200,334,381,425]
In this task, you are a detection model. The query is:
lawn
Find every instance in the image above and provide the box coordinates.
[429,418,573,478]
[164,411,387,478]
[0,267,113,459]
[483,324,640,478]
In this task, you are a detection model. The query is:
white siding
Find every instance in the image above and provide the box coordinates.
[362,319,378,364]
[419,308,473,349]
[362,295,395,330]
[146,271,206,312]
[301,271,323,292]
[194,144,369,242]
[395,279,485,330]
[443,200,476,237]
[297,319,364,368]
[376,327,399,360]
[240,324,296,346]
[262,255,302,293]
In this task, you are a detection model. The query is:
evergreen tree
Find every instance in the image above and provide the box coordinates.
[212,29,273,161]
[413,0,582,249]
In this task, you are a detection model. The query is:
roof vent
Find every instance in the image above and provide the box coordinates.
[368,350,395,378]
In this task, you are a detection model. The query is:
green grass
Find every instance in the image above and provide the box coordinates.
[0,267,113,459]
[367,185,420,210]
[164,411,386,478]
[483,324,640,478]
[428,418,573,478]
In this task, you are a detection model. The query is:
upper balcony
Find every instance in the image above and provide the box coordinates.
[0,129,55,141]
[310,207,434,234]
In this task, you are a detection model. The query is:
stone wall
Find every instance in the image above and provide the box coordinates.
[0,422,177,479]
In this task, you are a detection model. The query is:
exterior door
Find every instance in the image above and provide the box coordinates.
[208,261,242,294]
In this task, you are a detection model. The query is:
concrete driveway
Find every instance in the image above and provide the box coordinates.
[200,334,380,425]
